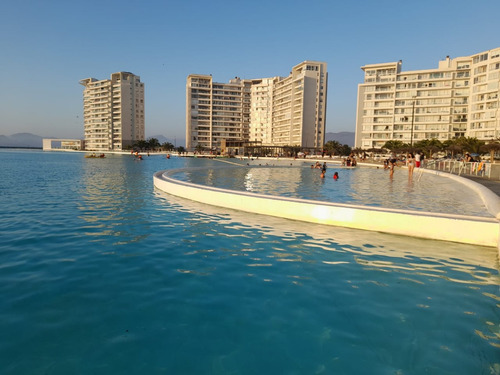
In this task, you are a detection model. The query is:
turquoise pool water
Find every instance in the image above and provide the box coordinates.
[173,159,491,217]
[0,150,499,374]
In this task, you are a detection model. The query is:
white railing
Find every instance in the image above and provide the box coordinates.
[424,160,491,179]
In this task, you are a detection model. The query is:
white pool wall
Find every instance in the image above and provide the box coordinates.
[154,169,499,249]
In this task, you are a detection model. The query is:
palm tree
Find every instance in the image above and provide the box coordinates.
[382,140,406,153]
[456,136,485,154]
[161,142,175,151]
[147,137,160,151]
[413,138,443,158]
[133,140,148,151]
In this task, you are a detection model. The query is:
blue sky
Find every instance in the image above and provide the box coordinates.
[1,0,499,141]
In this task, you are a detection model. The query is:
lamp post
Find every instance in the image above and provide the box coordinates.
[410,96,416,148]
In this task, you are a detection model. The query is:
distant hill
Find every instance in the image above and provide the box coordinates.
[0,132,348,149]
[0,133,44,148]
[325,131,355,147]
[0,133,186,149]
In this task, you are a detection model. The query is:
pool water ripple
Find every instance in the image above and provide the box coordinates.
[0,150,498,374]
[174,161,491,217]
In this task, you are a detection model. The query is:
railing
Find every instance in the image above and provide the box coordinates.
[423,160,496,179]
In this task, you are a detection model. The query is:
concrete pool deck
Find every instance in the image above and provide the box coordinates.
[463,175,500,196]
[154,167,500,249]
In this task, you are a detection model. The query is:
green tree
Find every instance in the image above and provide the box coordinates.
[382,140,406,152]
[323,140,342,156]
[133,140,148,151]
[413,138,443,158]
[177,146,186,155]
[161,142,175,151]
[456,136,485,154]
[147,137,160,150]
[339,144,352,156]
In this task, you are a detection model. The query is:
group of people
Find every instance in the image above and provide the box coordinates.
[311,161,339,180]
[311,161,327,170]
[385,152,425,179]
[342,154,357,167]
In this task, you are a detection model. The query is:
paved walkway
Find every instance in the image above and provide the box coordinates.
[355,160,500,197]
[463,176,500,196]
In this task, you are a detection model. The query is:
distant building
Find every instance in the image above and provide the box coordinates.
[355,47,500,149]
[186,61,327,152]
[79,72,145,151]
[42,138,85,151]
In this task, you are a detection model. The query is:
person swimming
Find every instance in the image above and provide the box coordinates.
[333,172,339,180]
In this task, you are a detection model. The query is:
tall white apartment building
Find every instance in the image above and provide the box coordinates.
[271,61,327,148]
[186,61,327,151]
[249,78,274,145]
[80,72,145,151]
[186,75,251,151]
[355,48,500,149]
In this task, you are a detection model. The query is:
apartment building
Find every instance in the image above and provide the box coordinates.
[186,61,327,152]
[355,48,500,149]
[249,78,274,145]
[80,72,145,151]
[186,75,251,152]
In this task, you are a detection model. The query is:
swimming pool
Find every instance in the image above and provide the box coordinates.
[1,150,498,374]
[155,158,498,246]
[171,159,491,217]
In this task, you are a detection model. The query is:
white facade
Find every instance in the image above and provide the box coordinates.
[186,61,328,151]
[80,72,145,151]
[186,75,250,151]
[249,78,274,145]
[355,48,500,148]
[272,61,328,148]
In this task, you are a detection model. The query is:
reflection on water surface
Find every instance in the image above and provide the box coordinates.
[173,161,491,217]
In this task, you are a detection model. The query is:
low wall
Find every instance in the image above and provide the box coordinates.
[154,169,499,248]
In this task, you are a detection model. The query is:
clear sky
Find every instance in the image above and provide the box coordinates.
[1,0,499,141]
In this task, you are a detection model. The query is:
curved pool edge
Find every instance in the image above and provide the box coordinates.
[153,169,499,249]
[420,168,500,219]
[358,161,500,219]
